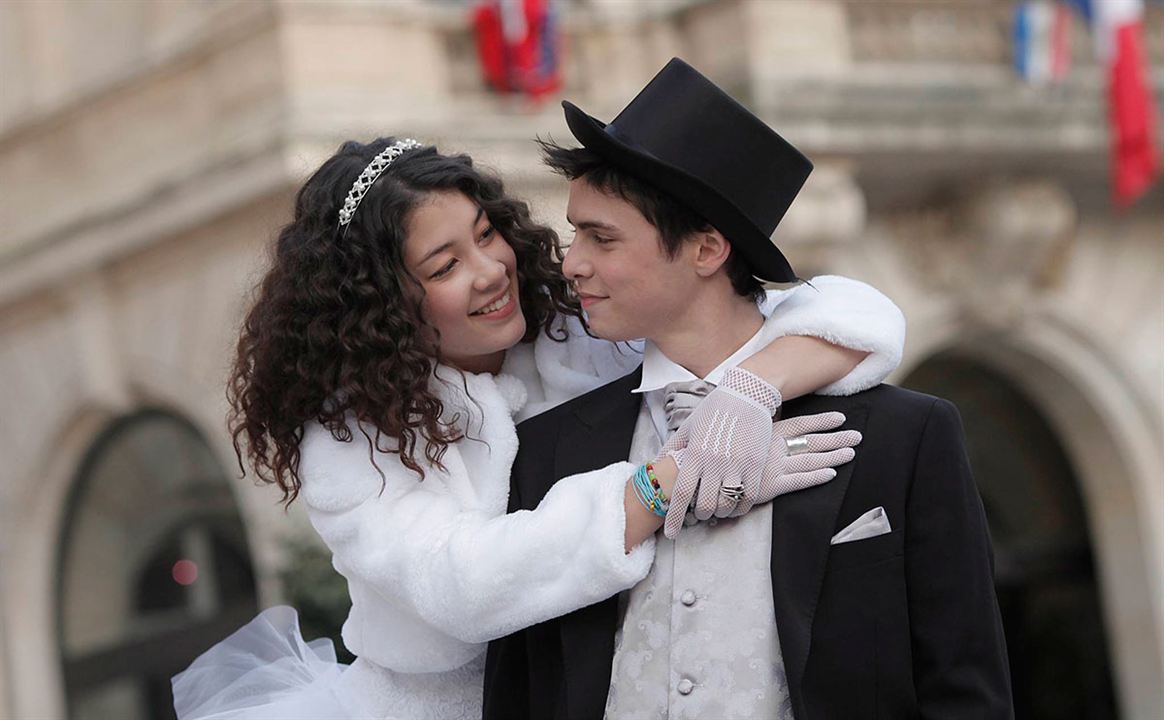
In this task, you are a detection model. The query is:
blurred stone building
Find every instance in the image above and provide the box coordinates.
[0,1,1161,718]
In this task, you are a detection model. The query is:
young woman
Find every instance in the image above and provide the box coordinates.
[172,138,905,719]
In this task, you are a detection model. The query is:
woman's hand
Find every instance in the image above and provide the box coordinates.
[660,366,780,534]
[726,411,860,517]
[660,336,867,535]
[661,409,859,538]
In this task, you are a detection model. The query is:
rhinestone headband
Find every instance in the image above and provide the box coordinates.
[338,138,423,228]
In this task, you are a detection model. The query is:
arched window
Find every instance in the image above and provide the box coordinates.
[57,410,258,720]
[905,355,1119,719]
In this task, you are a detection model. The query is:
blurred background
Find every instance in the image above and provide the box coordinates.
[0,0,1161,718]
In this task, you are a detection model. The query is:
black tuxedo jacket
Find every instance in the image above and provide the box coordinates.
[484,368,1013,720]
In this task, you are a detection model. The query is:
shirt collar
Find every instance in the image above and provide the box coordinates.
[633,311,780,394]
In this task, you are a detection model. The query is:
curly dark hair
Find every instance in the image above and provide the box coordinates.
[227,137,584,505]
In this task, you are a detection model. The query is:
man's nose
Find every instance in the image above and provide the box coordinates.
[562,242,591,280]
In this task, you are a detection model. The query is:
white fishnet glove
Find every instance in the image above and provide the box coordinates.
[727,411,860,518]
[661,410,860,538]
[661,366,781,538]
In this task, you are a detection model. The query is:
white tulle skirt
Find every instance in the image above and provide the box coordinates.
[172,607,370,720]
[173,606,487,720]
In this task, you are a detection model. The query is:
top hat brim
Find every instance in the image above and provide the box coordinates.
[562,100,797,283]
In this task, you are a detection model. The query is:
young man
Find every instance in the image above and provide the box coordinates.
[483,59,1012,719]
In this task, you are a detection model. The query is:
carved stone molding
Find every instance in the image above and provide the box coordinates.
[891,180,1077,327]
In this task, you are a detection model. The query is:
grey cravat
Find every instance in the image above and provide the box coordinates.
[662,379,715,433]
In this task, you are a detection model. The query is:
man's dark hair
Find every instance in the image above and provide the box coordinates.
[539,139,764,303]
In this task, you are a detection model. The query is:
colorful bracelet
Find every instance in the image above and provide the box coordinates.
[632,464,668,517]
[645,462,669,504]
[638,470,667,517]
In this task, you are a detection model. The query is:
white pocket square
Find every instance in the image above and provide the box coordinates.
[830,506,891,545]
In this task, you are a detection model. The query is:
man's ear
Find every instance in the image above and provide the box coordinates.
[691,228,732,278]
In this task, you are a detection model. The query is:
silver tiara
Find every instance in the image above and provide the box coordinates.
[338,138,423,227]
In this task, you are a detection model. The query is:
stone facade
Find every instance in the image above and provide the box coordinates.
[1,1,1161,717]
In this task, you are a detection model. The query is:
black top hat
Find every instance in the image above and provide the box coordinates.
[562,57,811,283]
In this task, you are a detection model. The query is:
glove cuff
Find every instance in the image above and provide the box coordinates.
[720,366,782,416]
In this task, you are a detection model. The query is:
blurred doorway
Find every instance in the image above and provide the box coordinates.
[904,354,1119,719]
[57,410,258,720]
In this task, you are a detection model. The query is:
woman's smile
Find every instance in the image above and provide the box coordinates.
[470,285,517,319]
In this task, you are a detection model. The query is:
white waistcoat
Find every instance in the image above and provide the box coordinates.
[604,403,794,720]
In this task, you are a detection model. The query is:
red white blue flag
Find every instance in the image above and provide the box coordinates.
[1014,1,1073,85]
[473,0,562,101]
[1069,0,1159,206]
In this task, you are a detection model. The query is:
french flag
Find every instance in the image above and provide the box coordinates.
[472,0,561,101]
[1070,0,1159,206]
[1014,1,1073,85]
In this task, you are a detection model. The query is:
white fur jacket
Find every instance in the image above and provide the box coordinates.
[298,275,905,675]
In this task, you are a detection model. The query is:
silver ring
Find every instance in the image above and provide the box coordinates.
[785,436,811,456]
[719,485,745,502]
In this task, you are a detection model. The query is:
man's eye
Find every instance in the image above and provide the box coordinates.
[593,236,613,245]
[431,259,457,279]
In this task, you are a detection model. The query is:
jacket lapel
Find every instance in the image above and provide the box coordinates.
[554,367,643,719]
[553,367,643,486]
[770,398,870,718]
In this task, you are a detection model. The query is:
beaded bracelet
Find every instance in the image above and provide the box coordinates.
[632,464,669,517]
[645,462,669,504]
[636,469,666,517]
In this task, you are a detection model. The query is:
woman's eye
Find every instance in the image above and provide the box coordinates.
[431,259,457,279]
[479,224,496,243]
